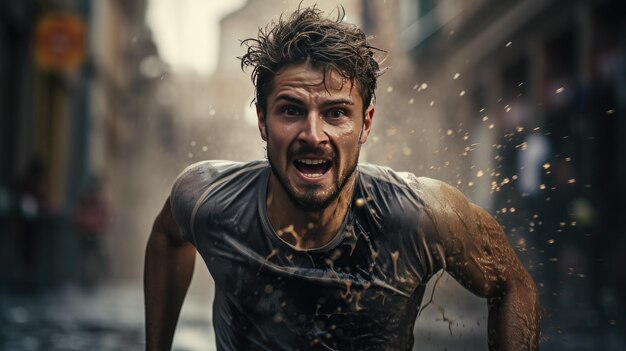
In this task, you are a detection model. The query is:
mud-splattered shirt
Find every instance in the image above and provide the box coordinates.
[170,160,441,351]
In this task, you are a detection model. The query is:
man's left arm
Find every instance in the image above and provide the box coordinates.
[422,180,541,350]
[465,204,541,350]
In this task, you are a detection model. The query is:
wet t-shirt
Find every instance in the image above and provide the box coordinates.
[170,160,441,351]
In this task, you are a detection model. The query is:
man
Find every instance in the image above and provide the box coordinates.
[144,6,540,351]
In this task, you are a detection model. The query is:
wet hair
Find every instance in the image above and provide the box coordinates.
[239,6,385,114]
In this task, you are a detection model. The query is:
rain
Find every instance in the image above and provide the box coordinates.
[1,0,625,350]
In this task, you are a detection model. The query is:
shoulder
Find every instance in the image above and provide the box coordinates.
[407,176,468,205]
[358,164,476,228]
[169,160,267,240]
[358,163,465,204]
[408,176,475,223]
[171,160,267,198]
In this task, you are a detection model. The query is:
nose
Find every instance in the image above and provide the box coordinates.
[297,112,329,145]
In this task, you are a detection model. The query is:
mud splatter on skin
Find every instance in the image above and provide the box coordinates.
[410,177,541,349]
[277,224,302,247]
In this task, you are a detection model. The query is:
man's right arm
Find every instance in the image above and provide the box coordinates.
[144,198,196,351]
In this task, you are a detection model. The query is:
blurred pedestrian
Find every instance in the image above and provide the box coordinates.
[144,6,540,350]
[73,175,109,288]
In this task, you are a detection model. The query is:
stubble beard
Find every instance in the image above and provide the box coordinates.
[266,143,360,212]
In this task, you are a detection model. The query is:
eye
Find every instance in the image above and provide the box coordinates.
[325,109,346,119]
[280,106,302,117]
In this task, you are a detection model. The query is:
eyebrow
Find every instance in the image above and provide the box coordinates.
[274,94,355,107]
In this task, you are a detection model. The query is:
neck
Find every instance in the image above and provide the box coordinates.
[266,174,356,250]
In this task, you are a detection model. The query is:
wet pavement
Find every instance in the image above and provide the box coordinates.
[0,283,214,351]
[1,277,622,350]
[0,276,487,351]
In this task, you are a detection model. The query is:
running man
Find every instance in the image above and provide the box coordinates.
[144,6,540,351]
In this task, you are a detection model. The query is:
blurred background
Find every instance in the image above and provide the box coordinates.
[1,0,624,350]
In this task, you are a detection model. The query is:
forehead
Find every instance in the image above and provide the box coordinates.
[267,63,361,102]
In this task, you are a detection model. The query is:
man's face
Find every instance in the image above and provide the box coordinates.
[257,63,374,211]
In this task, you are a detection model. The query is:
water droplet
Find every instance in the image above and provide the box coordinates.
[555,87,565,94]
[447,129,453,136]
[408,98,414,104]
[567,178,576,184]
[273,313,283,323]
[429,100,435,107]
[542,163,551,170]
[459,90,466,96]
[453,72,460,80]
[482,116,489,122]
[476,170,484,177]
[387,86,393,93]
[505,41,512,47]
[606,109,615,115]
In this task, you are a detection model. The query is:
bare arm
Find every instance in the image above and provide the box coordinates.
[420,179,540,350]
[144,198,196,351]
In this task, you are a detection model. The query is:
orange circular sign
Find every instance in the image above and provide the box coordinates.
[34,12,86,72]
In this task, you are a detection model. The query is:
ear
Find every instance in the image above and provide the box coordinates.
[359,104,375,144]
[256,103,267,141]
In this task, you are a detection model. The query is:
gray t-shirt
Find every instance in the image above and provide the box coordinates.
[170,160,442,351]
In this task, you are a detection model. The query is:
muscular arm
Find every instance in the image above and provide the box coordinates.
[419,179,540,350]
[144,198,196,351]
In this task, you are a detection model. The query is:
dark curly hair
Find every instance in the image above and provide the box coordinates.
[239,6,385,114]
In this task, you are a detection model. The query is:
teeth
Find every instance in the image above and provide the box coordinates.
[303,173,323,178]
[298,159,328,165]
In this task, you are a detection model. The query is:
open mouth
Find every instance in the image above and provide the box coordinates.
[293,159,332,178]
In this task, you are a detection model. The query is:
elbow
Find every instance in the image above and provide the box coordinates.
[488,271,540,309]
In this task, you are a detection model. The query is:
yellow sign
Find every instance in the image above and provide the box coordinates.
[34,12,86,72]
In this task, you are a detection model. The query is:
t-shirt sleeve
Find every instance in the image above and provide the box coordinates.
[169,161,216,244]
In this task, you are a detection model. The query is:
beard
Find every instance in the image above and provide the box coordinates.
[266,143,360,212]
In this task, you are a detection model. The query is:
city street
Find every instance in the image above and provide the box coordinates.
[0,283,214,351]
[0,276,489,351]
[1,275,624,350]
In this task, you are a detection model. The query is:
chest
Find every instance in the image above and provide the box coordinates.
[201,219,426,349]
